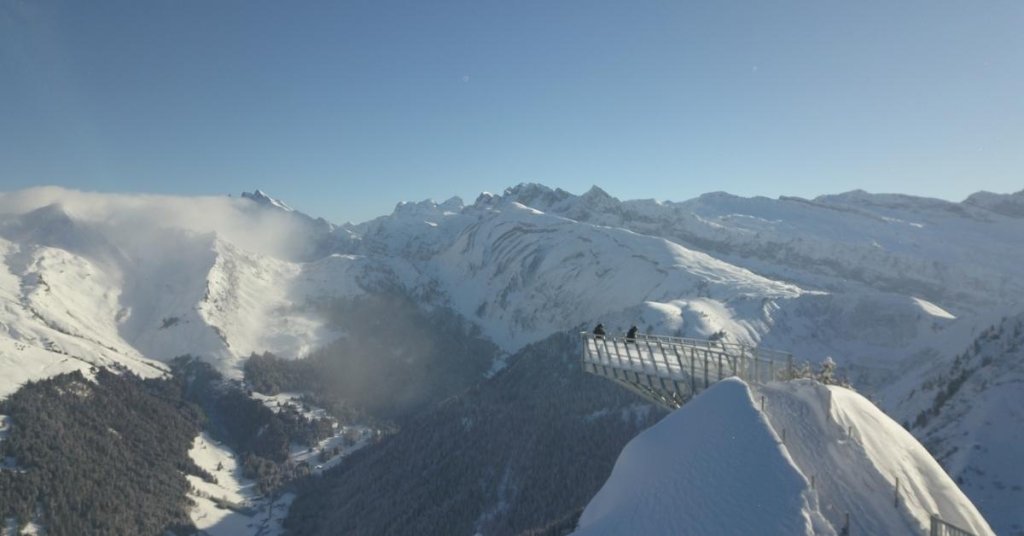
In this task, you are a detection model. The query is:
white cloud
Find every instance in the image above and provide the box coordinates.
[0,186,318,260]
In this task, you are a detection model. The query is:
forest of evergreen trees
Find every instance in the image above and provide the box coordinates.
[0,304,643,536]
[0,369,205,535]
[167,356,336,494]
[284,332,664,536]
[0,355,351,535]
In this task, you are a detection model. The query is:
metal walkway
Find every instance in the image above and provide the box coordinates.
[581,332,795,408]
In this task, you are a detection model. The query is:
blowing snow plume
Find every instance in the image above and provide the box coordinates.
[0,186,323,261]
[0,187,362,395]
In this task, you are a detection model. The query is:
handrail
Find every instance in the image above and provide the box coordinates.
[580,331,795,408]
[929,515,975,536]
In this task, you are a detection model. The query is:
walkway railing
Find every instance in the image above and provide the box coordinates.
[580,332,794,408]
[929,515,975,536]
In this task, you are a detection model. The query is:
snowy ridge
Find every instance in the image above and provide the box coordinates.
[429,200,803,349]
[498,183,1024,314]
[894,314,1024,536]
[351,188,970,373]
[574,379,994,536]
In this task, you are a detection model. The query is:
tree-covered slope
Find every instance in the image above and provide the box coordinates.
[285,333,664,536]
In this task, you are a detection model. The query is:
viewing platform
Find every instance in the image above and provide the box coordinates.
[580,332,795,408]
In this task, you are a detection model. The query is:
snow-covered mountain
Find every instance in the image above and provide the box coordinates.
[573,378,993,536]
[343,187,983,375]
[894,313,1024,536]
[0,183,1021,533]
[499,183,1024,314]
[0,189,374,397]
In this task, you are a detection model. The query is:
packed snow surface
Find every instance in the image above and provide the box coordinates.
[187,433,293,536]
[574,379,993,536]
[573,378,825,536]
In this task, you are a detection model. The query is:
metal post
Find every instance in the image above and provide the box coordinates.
[583,333,595,374]
[643,338,670,393]
[690,346,697,393]
[703,350,709,388]
[581,333,590,373]
[670,343,688,400]
[622,339,642,386]
[608,339,626,382]
[600,336,616,376]
[642,338,657,374]
[670,344,686,378]
[654,340,676,396]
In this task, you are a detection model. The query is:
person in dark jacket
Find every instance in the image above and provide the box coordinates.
[593,323,606,338]
[626,325,638,343]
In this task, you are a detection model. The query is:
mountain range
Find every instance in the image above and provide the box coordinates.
[0,184,1021,535]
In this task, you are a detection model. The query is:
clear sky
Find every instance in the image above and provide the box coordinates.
[1,0,1021,223]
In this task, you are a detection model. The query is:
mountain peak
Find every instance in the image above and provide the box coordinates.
[241,189,294,212]
[581,185,612,200]
[499,183,572,210]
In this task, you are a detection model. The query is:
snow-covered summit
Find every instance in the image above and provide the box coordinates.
[574,378,994,536]
[241,189,294,212]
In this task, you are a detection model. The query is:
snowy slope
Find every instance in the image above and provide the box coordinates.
[572,379,828,536]
[351,186,973,376]
[574,379,994,536]
[187,433,294,536]
[326,192,820,353]
[429,199,803,349]
[893,314,1024,536]
[0,189,375,396]
[500,183,1024,314]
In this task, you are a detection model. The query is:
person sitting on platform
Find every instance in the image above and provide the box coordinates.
[593,323,606,338]
[626,325,638,343]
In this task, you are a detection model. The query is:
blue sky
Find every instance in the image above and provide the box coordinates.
[1,1,1021,223]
